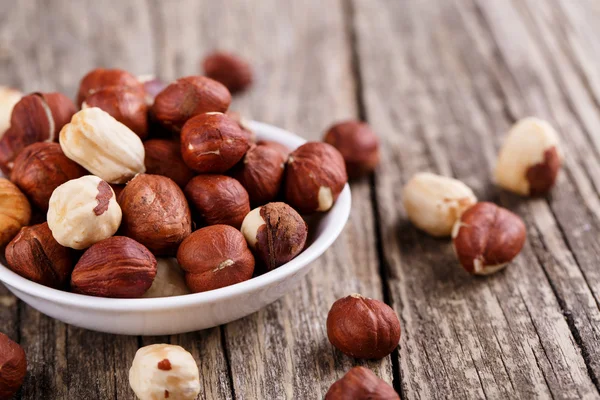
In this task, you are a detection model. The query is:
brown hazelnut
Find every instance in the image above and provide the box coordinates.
[240,202,307,271]
[327,294,401,359]
[71,236,157,298]
[10,142,87,210]
[77,68,145,107]
[151,76,231,133]
[232,144,286,205]
[180,112,249,173]
[184,175,250,229]
[324,120,380,178]
[285,142,347,214]
[5,222,74,288]
[202,52,253,94]
[144,139,195,187]
[177,225,255,293]
[119,174,192,255]
[137,74,168,105]
[256,140,291,159]
[325,367,399,400]
[452,202,526,275]
[0,178,31,247]
[226,110,255,142]
[0,332,27,400]
[0,87,22,136]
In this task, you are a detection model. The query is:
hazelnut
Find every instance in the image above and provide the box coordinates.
[402,172,477,237]
[285,142,347,214]
[119,174,192,255]
[77,68,145,107]
[202,51,253,94]
[226,110,255,142]
[495,117,563,196]
[323,120,380,178]
[144,139,195,187]
[59,107,146,184]
[0,178,31,247]
[143,258,190,298]
[137,74,168,105]
[177,225,255,293]
[185,175,250,229]
[325,367,399,400]
[71,236,157,298]
[452,202,526,275]
[0,87,22,137]
[129,344,200,400]
[5,222,74,288]
[47,175,122,250]
[256,140,291,159]
[151,76,231,133]
[11,142,87,210]
[232,143,286,205]
[0,333,27,400]
[240,202,307,271]
[327,294,401,359]
[180,112,249,173]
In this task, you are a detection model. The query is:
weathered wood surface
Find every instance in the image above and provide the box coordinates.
[1,0,600,399]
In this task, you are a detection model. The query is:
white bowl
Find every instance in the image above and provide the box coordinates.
[0,121,351,335]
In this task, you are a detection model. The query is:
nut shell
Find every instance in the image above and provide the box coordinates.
[144,139,195,187]
[324,120,380,178]
[233,143,286,205]
[77,68,145,106]
[327,294,401,359]
[0,333,27,400]
[325,367,399,400]
[203,52,253,94]
[0,178,31,247]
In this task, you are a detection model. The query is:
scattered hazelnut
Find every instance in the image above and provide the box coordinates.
[177,225,255,293]
[323,120,380,178]
[180,112,249,173]
[325,367,399,400]
[0,332,27,400]
[285,142,347,214]
[256,140,291,159]
[10,142,87,210]
[144,139,195,187]
[119,174,192,255]
[452,202,526,275]
[327,294,401,359]
[129,344,200,400]
[185,175,250,229]
[77,68,145,107]
[226,110,255,142]
[143,258,190,298]
[59,107,146,184]
[0,178,31,247]
[5,222,74,288]
[495,117,563,196]
[402,172,477,237]
[151,76,231,132]
[240,202,307,271]
[71,236,157,298]
[0,87,22,137]
[202,51,253,94]
[137,74,168,105]
[47,175,122,250]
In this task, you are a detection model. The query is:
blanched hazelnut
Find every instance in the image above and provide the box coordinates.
[144,139,194,187]
[59,107,146,184]
[77,68,145,107]
[241,202,307,271]
[0,87,22,137]
[203,51,253,94]
[0,332,27,400]
[0,178,31,247]
[47,175,122,250]
[143,258,190,298]
[324,120,380,178]
[402,172,477,237]
[325,367,399,400]
[495,117,562,196]
[129,344,200,400]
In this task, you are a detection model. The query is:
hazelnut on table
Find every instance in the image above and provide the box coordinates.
[143,258,190,298]
[0,332,27,400]
[77,68,145,107]
[323,120,380,178]
[0,178,31,247]
[0,86,22,137]
[143,139,195,188]
[325,366,399,400]
[202,51,254,94]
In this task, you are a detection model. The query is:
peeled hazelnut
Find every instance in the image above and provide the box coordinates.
[232,143,286,205]
[402,172,477,237]
[202,51,253,94]
[59,107,146,184]
[177,225,255,293]
[151,76,231,132]
[327,294,401,359]
[129,344,200,400]
[495,117,562,196]
[143,258,190,298]
[452,202,526,275]
[11,142,87,210]
[325,367,399,400]
[77,68,145,107]
[0,87,22,137]
[256,140,291,159]
[0,178,31,247]
[324,120,380,178]
[137,74,168,105]
[144,139,195,187]
[47,175,122,250]
[5,222,74,288]
[180,112,249,173]
[285,142,347,214]
[226,110,255,142]
[241,202,307,271]
[0,333,27,400]
[119,174,192,255]
[71,236,157,298]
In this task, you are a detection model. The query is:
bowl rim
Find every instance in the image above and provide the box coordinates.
[0,121,351,311]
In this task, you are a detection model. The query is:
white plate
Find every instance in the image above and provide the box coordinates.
[0,121,351,335]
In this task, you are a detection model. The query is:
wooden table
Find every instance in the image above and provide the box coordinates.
[2,0,600,398]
